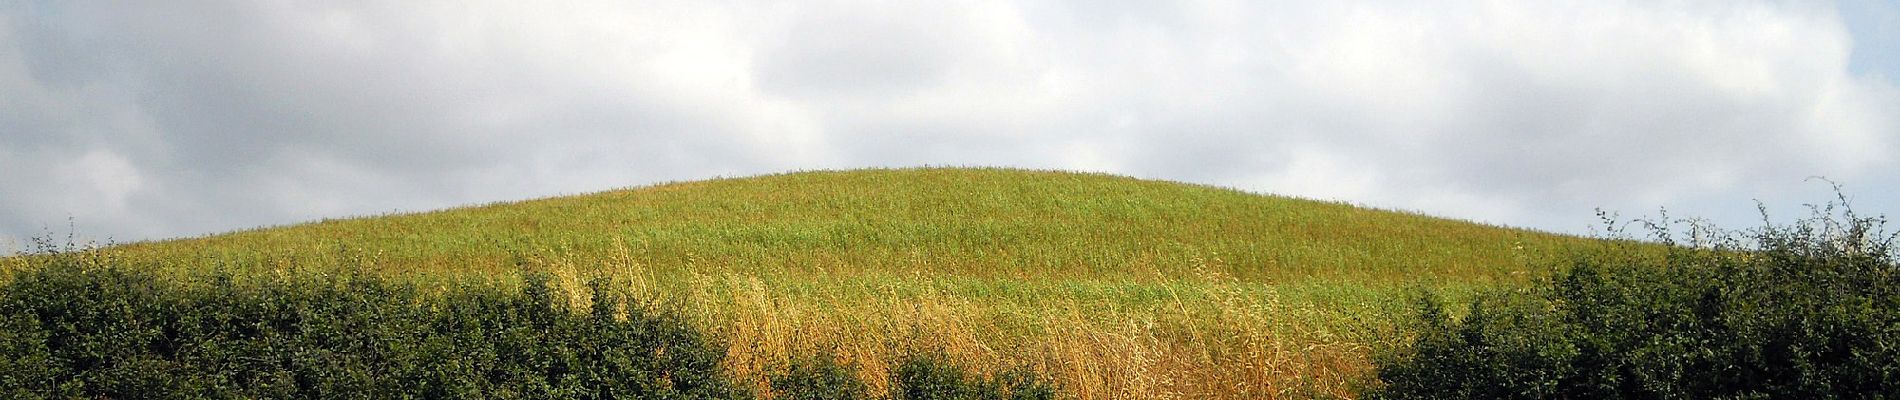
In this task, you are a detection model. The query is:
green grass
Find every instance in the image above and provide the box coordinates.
[19,167,1602,399]
[108,168,1576,282]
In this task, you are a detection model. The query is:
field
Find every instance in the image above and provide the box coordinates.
[6,168,1600,398]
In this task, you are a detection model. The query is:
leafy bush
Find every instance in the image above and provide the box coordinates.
[891,353,1056,400]
[0,255,744,399]
[771,354,871,400]
[1372,201,1900,399]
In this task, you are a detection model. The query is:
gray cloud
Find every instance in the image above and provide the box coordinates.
[2,0,1897,248]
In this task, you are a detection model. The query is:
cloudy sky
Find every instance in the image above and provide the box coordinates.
[3,1,1897,248]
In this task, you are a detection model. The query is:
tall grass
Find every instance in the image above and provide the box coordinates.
[14,168,1598,398]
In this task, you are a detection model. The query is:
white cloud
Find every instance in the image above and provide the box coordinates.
[1246,146,1380,202]
[63,150,144,212]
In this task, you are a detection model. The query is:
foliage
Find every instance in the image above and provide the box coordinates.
[0,254,743,399]
[771,354,871,400]
[1372,199,1900,399]
[890,353,1056,400]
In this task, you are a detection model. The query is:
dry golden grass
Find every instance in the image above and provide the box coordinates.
[630,268,1410,399]
[52,167,1595,398]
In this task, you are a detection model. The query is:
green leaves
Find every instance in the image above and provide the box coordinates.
[890,353,1055,400]
[0,260,743,399]
[771,355,871,400]
[1373,203,1900,399]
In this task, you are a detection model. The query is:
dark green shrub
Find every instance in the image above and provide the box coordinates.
[893,353,972,400]
[0,255,744,399]
[986,367,1057,400]
[1372,201,1900,399]
[772,354,871,400]
[891,353,1055,400]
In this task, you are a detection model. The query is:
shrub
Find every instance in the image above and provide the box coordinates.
[1371,200,1900,399]
[0,255,744,399]
[771,354,871,400]
[891,353,1055,400]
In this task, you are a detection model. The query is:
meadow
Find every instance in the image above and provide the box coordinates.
[2,168,1601,398]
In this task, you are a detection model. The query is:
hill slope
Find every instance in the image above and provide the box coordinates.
[113,168,1576,283]
[90,167,1596,399]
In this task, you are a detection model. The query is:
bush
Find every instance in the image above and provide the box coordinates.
[891,353,1055,400]
[0,256,744,399]
[1371,201,1900,399]
[772,354,871,400]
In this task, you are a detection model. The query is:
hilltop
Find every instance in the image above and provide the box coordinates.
[111,168,1578,284]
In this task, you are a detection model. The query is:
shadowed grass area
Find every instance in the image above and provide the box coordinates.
[10,167,1600,398]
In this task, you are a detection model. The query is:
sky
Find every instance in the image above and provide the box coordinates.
[2,0,1897,249]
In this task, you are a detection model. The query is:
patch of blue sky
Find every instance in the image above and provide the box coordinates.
[1841,0,1900,79]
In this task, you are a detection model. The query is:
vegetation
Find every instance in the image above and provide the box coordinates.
[771,354,871,400]
[2,168,1602,398]
[1372,199,1900,398]
[889,353,1056,400]
[13,168,1891,398]
[0,253,742,399]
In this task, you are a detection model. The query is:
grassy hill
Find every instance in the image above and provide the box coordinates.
[29,168,1600,398]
